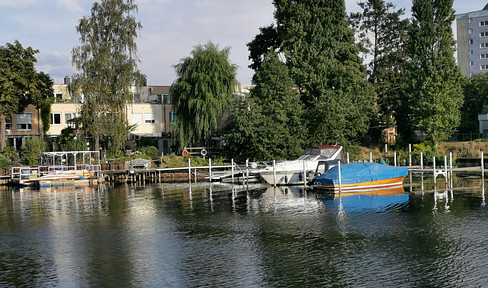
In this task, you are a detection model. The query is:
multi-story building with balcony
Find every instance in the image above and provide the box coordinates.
[4,78,253,154]
[5,78,176,154]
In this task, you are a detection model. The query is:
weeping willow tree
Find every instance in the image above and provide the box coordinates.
[170,42,238,148]
[72,0,145,153]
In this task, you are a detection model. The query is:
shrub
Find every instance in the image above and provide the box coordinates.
[22,136,46,166]
[140,146,159,159]
[412,142,442,166]
[0,154,10,174]
[65,139,88,151]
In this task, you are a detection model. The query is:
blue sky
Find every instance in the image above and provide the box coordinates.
[0,0,486,86]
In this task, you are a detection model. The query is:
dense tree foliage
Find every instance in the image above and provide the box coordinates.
[72,0,145,154]
[350,0,409,127]
[404,0,464,145]
[224,52,305,161]
[33,71,55,138]
[248,0,375,146]
[22,136,46,166]
[460,74,488,133]
[0,41,54,149]
[170,42,237,149]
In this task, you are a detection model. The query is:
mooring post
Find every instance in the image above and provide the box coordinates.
[209,158,212,182]
[433,156,437,185]
[482,152,485,181]
[408,144,412,167]
[303,160,306,187]
[346,152,350,164]
[273,160,276,187]
[188,158,191,181]
[420,152,424,170]
[394,152,397,167]
[246,159,249,185]
[231,159,234,184]
[444,156,448,184]
[385,143,388,159]
[370,152,373,163]
[338,161,342,194]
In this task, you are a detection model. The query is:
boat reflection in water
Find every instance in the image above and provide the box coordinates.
[317,186,409,212]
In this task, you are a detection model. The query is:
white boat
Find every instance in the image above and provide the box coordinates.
[257,145,344,185]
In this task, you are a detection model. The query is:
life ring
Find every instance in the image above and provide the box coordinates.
[200,149,207,156]
[182,150,189,157]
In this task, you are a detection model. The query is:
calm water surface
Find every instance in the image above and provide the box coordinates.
[1,176,488,287]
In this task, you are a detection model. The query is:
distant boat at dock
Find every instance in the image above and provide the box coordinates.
[10,151,101,188]
[257,145,344,185]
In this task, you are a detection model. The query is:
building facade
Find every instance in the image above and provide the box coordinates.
[457,4,488,77]
[5,81,177,154]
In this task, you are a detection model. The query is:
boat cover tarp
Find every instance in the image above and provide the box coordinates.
[315,162,408,185]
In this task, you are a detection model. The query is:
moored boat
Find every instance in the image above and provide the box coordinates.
[257,145,344,185]
[311,162,408,193]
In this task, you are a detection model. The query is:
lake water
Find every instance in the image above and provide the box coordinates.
[1,175,488,287]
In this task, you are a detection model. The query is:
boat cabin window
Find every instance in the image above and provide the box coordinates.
[320,148,339,158]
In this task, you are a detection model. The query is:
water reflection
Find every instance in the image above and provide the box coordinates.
[1,177,488,287]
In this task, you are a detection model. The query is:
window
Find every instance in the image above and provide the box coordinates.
[163,94,170,104]
[145,113,155,124]
[65,112,76,127]
[481,54,488,59]
[470,28,473,35]
[169,112,176,124]
[132,93,140,103]
[471,50,474,55]
[54,93,63,103]
[5,116,12,131]
[471,61,474,66]
[481,31,488,37]
[480,21,488,26]
[481,42,488,48]
[470,39,474,45]
[132,113,142,125]
[51,113,61,125]
[481,65,488,70]
[16,113,32,131]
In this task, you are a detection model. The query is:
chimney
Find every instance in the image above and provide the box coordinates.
[64,76,70,85]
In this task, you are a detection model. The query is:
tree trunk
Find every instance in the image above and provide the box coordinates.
[0,116,5,150]
[95,135,100,152]
[38,108,44,139]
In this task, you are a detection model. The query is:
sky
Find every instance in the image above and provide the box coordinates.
[0,0,487,86]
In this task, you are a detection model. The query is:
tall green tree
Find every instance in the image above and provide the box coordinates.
[72,0,145,153]
[459,74,488,133]
[272,0,375,145]
[404,0,464,146]
[170,42,237,149]
[33,71,55,139]
[224,52,305,161]
[0,41,42,149]
[350,0,409,127]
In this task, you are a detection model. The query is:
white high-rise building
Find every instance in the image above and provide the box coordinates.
[457,4,488,77]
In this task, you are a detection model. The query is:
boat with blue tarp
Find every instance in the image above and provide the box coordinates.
[311,161,408,193]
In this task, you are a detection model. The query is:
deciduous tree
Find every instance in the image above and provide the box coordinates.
[404,0,464,145]
[224,52,305,161]
[248,0,375,146]
[72,0,145,153]
[170,42,237,148]
[350,0,409,127]
[0,41,46,149]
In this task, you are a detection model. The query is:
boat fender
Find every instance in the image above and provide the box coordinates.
[182,150,189,157]
[285,175,288,183]
[299,173,303,181]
